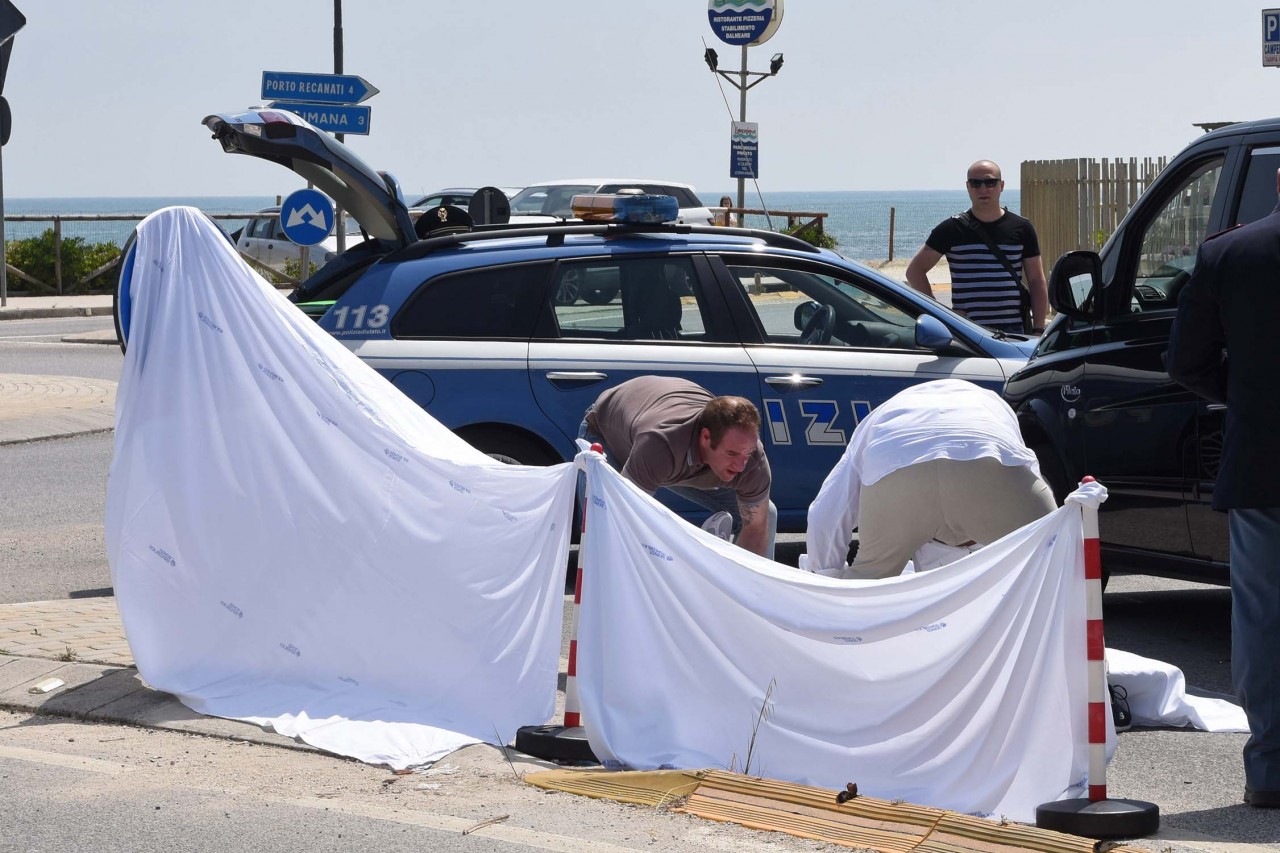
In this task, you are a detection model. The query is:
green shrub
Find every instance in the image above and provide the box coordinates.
[783,223,839,250]
[5,229,121,293]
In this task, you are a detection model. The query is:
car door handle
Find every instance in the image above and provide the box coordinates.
[1206,403,1227,412]
[546,371,608,387]
[765,374,824,391]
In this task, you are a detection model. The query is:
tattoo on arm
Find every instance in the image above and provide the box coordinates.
[739,500,764,526]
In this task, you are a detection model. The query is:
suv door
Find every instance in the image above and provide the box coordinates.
[1077,153,1229,564]
[710,255,1012,527]
[1186,143,1280,563]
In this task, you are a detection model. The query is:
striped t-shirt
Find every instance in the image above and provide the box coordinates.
[925,209,1041,328]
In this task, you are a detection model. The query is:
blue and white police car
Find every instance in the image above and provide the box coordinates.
[153,108,1036,531]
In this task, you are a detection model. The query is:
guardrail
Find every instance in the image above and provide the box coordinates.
[1,213,303,294]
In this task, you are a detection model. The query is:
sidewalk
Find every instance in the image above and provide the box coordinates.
[0,293,114,321]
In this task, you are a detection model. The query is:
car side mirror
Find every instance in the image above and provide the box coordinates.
[914,313,953,350]
[1049,250,1103,321]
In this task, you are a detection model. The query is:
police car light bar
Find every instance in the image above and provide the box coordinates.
[571,193,679,224]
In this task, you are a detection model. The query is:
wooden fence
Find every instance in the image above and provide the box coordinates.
[1020,157,1169,271]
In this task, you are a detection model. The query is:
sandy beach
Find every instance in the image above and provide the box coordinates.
[857,257,951,290]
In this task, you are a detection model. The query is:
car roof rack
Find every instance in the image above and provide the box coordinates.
[384,220,821,263]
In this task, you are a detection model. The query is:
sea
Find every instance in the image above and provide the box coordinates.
[2,190,1021,262]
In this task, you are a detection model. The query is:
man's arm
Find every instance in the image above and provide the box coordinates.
[734,494,770,557]
[1167,262,1228,404]
[905,246,942,298]
[1024,254,1049,329]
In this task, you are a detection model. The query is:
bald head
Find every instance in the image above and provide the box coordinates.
[967,160,1002,180]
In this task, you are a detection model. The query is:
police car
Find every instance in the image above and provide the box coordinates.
[166,108,1036,531]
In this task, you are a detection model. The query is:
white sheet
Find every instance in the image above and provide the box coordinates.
[106,207,577,768]
[1108,649,1247,732]
[577,450,1112,821]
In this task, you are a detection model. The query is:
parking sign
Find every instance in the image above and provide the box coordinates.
[1264,9,1280,66]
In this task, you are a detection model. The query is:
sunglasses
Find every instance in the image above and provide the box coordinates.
[967,178,1001,188]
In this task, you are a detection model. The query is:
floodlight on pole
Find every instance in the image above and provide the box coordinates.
[769,53,784,75]
[704,47,719,72]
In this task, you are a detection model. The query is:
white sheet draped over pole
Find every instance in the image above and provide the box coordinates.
[576,449,1115,821]
[106,207,577,769]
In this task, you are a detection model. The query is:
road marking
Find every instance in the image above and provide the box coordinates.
[1153,826,1278,853]
[0,743,131,775]
[278,796,638,852]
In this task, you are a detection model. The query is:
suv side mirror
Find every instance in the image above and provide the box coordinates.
[1049,250,1103,321]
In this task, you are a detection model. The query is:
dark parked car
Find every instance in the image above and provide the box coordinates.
[1004,117,1280,584]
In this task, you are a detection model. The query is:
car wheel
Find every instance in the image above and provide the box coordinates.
[461,428,560,467]
[1031,440,1109,589]
[582,286,618,305]
[554,271,582,306]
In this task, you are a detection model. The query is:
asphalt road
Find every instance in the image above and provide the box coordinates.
[4,315,1279,851]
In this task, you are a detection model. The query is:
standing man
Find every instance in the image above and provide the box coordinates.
[905,160,1048,334]
[799,379,1057,579]
[582,376,776,559]
[1167,170,1280,808]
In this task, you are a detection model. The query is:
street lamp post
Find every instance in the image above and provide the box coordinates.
[703,47,783,213]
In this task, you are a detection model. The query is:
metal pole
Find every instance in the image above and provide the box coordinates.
[736,44,748,213]
[333,0,346,254]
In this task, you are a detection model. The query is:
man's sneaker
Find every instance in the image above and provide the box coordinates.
[1110,683,1132,732]
[701,511,734,542]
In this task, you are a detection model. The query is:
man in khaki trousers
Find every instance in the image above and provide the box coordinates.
[800,379,1058,579]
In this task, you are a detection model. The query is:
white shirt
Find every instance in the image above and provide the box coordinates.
[799,379,1040,574]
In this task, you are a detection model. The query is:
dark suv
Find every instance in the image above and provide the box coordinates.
[1004,118,1280,584]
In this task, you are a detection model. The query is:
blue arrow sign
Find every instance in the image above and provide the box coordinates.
[261,71,378,105]
[279,188,334,247]
[269,102,371,136]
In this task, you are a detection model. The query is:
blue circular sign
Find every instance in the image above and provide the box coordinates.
[279,188,334,247]
[707,0,780,46]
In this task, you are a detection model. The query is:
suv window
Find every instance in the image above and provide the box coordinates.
[248,217,274,238]
[392,262,550,339]
[1128,157,1224,312]
[550,257,708,341]
[1233,146,1280,226]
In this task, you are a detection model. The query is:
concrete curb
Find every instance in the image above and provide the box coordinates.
[0,305,114,321]
[0,655,313,752]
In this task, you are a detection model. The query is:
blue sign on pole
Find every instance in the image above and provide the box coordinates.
[261,71,379,105]
[269,102,371,136]
[1264,9,1280,67]
[730,121,758,179]
[279,188,334,247]
[707,0,778,46]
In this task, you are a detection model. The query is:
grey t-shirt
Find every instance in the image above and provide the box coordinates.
[585,376,771,504]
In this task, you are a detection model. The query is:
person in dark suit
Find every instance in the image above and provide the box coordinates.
[1167,168,1280,808]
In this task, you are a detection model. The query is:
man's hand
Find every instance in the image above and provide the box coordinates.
[735,496,770,557]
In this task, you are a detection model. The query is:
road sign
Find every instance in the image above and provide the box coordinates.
[708,0,781,46]
[730,121,758,179]
[1265,9,1280,67]
[279,188,334,247]
[269,102,371,135]
[261,71,378,105]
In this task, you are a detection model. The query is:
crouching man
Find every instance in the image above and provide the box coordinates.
[800,379,1057,578]
[581,376,777,559]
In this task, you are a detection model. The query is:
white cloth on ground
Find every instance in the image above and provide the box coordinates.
[577,451,1112,822]
[105,207,577,769]
[801,379,1040,574]
[1107,648,1247,732]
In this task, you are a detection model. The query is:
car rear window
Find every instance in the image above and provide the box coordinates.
[392,262,551,339]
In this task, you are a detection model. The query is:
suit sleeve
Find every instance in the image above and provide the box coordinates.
[1167,253,1228,405]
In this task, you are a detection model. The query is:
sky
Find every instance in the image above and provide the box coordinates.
[5,1,1280,199]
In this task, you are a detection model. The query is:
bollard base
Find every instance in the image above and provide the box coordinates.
[1035,798,1160,839]
[515,724,598,763]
